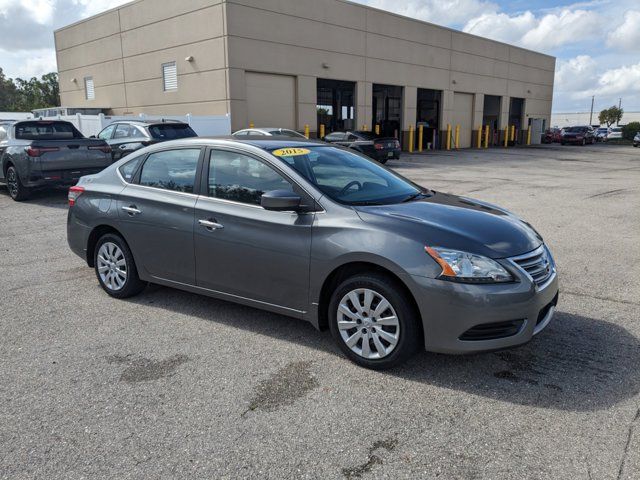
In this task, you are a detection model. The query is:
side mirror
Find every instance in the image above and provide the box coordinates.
[261,190,302,212]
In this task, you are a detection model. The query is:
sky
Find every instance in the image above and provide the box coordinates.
[0,0,638,113]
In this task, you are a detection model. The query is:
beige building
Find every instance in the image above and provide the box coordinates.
[55,0,555,148]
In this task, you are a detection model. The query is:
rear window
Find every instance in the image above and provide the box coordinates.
[565,127,587,133]
[15,121,84,140]
[148,124,197,140]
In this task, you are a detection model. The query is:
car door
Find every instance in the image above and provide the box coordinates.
[193,147,314,313]
[116,147,203,285]
[110,124,147,161]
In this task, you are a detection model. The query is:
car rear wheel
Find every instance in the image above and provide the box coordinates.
[94,233,146,298]
[5,165,30,201]
[328,273,420,369]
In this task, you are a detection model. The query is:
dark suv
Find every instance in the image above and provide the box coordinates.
[96,120,197,161]
[323,130,401,164]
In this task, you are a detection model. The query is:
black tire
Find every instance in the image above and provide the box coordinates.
[5,165,30,201]
[328,273,421,370]
[561,141,566,146]
[94,233,146,299]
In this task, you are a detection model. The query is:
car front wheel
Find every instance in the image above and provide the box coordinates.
[328,273,420,369]
[5,165,30,201]
[94,233,146,298]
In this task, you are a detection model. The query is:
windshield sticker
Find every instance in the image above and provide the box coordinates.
[272,148,311,157]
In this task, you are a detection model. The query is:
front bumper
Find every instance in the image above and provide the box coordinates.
[405,263,559,354]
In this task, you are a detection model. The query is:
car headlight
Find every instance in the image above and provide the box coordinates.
[425,247,513,284]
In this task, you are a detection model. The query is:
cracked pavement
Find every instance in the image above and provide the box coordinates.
[1,143,639,479]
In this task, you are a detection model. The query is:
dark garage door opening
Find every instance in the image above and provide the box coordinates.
[509,97,525,143]
[317,79,355,135]
[416,89,441,149]
[483,95,501,146]
[372,84,403,138]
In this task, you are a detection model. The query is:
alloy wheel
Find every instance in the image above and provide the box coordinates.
[336,288,400,359]
[6,168,18,198]
[97,242,128,291]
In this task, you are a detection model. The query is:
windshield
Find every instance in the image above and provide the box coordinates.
[269,129,306,138]
[148,124,197,140]
[270,146,422,205]
[14,121,84,140]
[565,127,587,133]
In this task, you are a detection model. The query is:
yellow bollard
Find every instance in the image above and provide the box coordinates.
[375,124,380,135]
[504,126,509,147]
[319,124,325,140]
[455,125,460,149]
[249,122,255,129]
[484,125,490,149]
[304,124,310,139]
[477,127,482,149]
[526,126,532,146]
[510,125,515,142]
[446,124,451,150]
[418,125,424,152]
[408,125,414,153]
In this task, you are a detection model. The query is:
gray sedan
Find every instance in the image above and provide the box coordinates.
[67,138,558,369]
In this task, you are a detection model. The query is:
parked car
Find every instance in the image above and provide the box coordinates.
[1,120,112,201]
[543,128,562,143]
[67,137,558,369]
[233,127,307,138]
[323,130,401,163]
[96,120,198,162]
[595,127,609,142]
[633,132,639,147]
[607,126,623,141]
[561,126,595,145]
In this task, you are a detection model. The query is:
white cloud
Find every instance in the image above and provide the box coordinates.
[607,10,640,51]
[555,55,598,95]
[592,62,640,97]
[362,0,499,26]
[464,9,601,50]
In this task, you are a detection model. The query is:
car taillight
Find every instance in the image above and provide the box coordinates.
[89,145,112,154]
[25,146,60,157]
[68,186,85,207]
[374,142,384,150]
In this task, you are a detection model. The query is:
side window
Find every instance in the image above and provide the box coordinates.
[119,156,143,182]
[98,124,116,140]
[208,150,294,206]
[347,134,358,141]
[0,126,6,141]
[326,132,345,142]
[114,124,132,139]
[139,149,200,193]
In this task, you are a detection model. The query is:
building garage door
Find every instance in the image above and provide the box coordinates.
[245,72,296,130]
[452,92,473,148]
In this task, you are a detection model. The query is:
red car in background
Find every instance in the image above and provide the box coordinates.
[543,128,562,143]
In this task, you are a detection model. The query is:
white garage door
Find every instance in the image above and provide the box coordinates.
[452,92,474,149]
[245,72,296,130]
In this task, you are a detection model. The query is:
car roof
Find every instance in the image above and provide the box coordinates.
[109,119,187,126]
[153,136,327,150]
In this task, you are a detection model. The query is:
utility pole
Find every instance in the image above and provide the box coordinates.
[618,98,622,125]
[589,96,594,125]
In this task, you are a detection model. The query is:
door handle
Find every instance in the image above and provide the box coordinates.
[198,219,224,230]
[122,205,142,215]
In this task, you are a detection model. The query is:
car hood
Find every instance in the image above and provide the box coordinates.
[354,191,542,259]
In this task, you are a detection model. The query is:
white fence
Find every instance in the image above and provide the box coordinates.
[0,112,34,121]
[36,113,232,138]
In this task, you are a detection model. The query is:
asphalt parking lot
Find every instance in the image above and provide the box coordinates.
[1,143,639,479]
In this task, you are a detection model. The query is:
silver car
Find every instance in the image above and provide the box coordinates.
[67,138,559,369]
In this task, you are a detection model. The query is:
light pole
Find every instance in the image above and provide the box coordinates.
[618,98,622,125]
[589,96,594,125]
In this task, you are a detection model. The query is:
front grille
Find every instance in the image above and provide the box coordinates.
[510,246,554,286]
[459,320,525,341]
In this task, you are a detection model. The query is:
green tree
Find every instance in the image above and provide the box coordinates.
[0,69,59,112]
[622,121,640,141]
[598,106,624,127]
[0,68,19,111]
